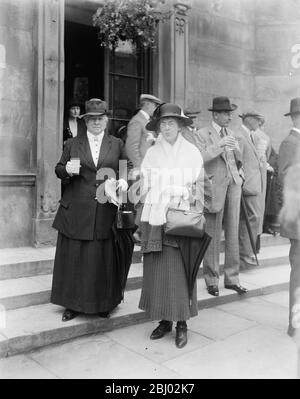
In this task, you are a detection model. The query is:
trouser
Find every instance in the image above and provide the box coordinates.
[239,194,262,259]
[203,177,242,286]
[289,239,300,333]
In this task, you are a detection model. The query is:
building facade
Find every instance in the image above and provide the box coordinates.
[1,0,300,249]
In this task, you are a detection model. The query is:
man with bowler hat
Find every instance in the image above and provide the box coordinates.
[278,97,300,337]
[195,96,247,296]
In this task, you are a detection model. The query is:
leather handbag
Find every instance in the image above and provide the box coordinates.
[164,207,206,238]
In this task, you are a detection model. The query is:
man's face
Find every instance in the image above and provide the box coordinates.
[245,116,260,131]
[85,115,108,135]
[213,111,232,127]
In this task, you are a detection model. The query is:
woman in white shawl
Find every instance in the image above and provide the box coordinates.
[138,103,204,348]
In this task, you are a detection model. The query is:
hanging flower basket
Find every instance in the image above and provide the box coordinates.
[92,0,172,50]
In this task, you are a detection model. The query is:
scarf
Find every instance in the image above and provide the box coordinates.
[140,133,203,226]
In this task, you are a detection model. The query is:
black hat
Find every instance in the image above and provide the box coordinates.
[208,96,237,112]
[146,103,193,131]
[284,97,300,117]
[183,108,201,119]
[66,98,82,110]
[79,98,111,118]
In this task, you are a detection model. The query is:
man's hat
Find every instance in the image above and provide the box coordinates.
[239,110,264,120]
[183,108,201,119]
[79,98,110,118]
[208,96,237,112]
[140,93,162,105]
[146,103,193,131]
[284,97,300,117]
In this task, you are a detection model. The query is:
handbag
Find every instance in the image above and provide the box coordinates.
[116,205,136,230]
[164,206,206,238]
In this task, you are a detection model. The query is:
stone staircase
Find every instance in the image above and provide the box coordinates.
[0,234,290,358]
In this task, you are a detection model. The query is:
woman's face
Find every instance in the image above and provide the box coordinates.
[85,115,108,135]
[159,117,180,145]
[69,106,81,118]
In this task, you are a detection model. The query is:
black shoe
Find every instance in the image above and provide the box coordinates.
[98,311,110,318]
[225,284,248,294]
[175,322,187,349]
[207,285,219,296]
[150,320,173,340]
[62,309,79,322]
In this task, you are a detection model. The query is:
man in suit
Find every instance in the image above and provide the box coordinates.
[195,97,247,296]
[237,111,264,267]
[125,93,162,169]
[278,97,300,337]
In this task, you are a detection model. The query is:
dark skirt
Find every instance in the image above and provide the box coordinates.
[139,245,198,322]
[51,232,123,314]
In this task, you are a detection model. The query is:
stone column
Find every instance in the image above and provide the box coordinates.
[155,0,191,108]
[32,0,65,246]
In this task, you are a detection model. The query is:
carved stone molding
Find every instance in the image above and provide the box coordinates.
[0,174,36,187]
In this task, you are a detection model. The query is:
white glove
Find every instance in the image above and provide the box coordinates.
[116,179,128,192]
[66,161,80,176]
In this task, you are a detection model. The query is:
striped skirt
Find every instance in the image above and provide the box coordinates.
[139,245,198,321]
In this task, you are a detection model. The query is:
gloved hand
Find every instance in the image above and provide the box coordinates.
[116,179,128,192]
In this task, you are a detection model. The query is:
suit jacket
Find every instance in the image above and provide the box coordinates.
[236,127,263,196]
[278,130,300,239]
[125,110,154,168]
[193,123,242,213]
[53,132,127,240]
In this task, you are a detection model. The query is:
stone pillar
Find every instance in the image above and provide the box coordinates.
[156,0,191,108]
[33,0,65,246]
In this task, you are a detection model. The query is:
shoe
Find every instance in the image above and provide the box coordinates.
[225,284,248,294]
[150,320,173,340]
[98,311,110,318]
[287,325,296,338]
[62,309,79,322]
[175,322,187,349]
[240,255,258,266]
[207,285,219,297]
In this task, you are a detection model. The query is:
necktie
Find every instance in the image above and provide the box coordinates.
[220,127,227,138]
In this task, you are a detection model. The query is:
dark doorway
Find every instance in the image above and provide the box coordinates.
[64,21,105,109]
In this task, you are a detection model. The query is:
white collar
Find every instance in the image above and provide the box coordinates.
[140,109,150,121]
[212,121,222,134]
[291,127,300,135]
[87,130,104,140]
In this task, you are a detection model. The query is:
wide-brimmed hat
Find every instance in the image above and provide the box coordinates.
[140,93,162,105]
[208,96,237,112]
[239,110,264,120]
[79,98,110,119]
[284,98,300,116]
[146,103,193,131]
[66,98,83,110]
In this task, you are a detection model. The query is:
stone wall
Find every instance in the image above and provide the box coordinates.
[0,0,37,248]
[187,0,256,130]
[254,0,300,150]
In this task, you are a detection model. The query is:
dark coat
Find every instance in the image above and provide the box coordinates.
[53,132,127,240]
[63,118,86,143]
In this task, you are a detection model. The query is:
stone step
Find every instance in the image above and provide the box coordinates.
[0,263,290,358]
[0,244,290,311]
[0,234,288,281]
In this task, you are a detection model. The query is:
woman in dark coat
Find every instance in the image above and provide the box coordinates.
[63,99,86,145]
[51,98,130,321]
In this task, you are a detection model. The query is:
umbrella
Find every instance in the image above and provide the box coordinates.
[240,194,259,266]
[176,232,212,306]
[112,225,135,299]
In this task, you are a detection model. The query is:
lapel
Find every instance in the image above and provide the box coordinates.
[97,132,111,169]
[241,127,259,161]
[78,133,96,171]
[208,123,227,162]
